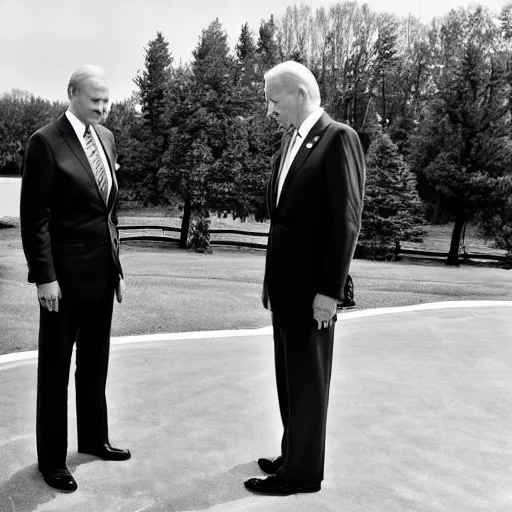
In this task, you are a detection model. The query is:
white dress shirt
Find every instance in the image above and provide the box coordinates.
[65,110,112,198]
[276,107,324,204]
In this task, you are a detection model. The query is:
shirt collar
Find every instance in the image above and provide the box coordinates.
[297,107,324,140]
[65,109,87,138]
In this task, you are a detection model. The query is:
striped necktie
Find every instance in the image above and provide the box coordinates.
[83,125,109,203]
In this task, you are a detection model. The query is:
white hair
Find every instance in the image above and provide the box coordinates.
[67,65,107,99]
[264,61,321,106]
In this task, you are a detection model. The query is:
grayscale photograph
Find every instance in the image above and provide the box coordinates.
[0,0,511,510]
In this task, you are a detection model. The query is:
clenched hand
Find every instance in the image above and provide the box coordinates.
[37,281,62,312]
[313,293,337,330]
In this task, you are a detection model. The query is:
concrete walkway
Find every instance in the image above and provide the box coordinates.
[0,178,21,218]
[1,302,511,512]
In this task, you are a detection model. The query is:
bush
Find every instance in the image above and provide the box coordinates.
[187,217,212,254]
[355,241,398,261]
[0,217,19,229]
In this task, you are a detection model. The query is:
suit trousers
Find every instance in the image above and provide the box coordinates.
[36,284,115,470]
[272,312,335,484]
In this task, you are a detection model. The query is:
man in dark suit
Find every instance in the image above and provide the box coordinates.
[244,61,365,496]
[20,65,130,493]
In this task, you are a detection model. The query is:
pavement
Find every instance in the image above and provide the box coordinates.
[1,301,512,512]
[0,178,21,218]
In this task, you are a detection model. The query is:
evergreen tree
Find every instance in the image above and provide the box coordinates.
[158,19,244,247]
[360,131,424,255]
[192,19,232,92]
[134,32,173,134]
[373,14,400,126]
[133,32,173,205]
[256,15,280,74]
[234,21,281,221]
[236,23,257,62]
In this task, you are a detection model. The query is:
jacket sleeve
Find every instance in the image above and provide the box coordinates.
[317,126,365,301]
[20,132,57,284]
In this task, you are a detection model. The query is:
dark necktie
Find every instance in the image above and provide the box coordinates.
[276,129,302,204]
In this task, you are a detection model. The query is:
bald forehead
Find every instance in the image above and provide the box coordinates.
[265,74,296,99]
[83,76,109,91]
[71,65,106,81]
[265,62,321,105]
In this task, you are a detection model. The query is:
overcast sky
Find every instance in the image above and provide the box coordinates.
[0,0,508,103]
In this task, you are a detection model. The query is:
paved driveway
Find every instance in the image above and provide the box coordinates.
[0,303,511,512]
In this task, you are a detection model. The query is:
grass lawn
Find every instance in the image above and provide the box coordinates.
[1,217,512,355]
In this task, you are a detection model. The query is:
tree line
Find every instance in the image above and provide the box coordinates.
[2,1,512,265]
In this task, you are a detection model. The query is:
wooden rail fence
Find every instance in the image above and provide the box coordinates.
[117,224,508,262]
[118,224,269,249]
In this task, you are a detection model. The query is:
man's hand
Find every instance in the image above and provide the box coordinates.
[313,293,337,330]
[37,281,62,312]
[116,277,125,303]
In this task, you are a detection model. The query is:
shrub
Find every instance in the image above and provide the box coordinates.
[0,217,19,229]
[187,217,212,254]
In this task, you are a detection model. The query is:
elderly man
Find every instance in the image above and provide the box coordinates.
[20,65,130,492]
[244,61,365,496]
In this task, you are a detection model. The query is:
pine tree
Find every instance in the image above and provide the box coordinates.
[360,131,424,257]
[236,23,257,62]
[373,14,400,126]
[233,21,281,222]
[134,32,173,134]
[256,15,280,74]
[133,32,173,205]
[158,19,246,248]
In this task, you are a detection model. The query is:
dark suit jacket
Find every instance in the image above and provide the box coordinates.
[20,113,123,303]
[262,112,365,318]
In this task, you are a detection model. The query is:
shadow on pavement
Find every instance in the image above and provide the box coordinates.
[0,453,100,512]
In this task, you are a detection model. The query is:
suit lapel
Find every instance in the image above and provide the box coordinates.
[57,115,118,211]
[270,130,293,212]
[57,115,108,209]
[277,113,332,210]
[57,115,99,190]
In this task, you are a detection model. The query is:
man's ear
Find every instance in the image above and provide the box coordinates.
[298,86,308,101]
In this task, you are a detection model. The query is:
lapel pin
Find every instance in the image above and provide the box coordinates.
[306,135,320,149]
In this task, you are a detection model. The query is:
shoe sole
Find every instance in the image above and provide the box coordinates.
[78,450,131,461]
[244,484,321,496]
[46,486,77,493]
[42,479,78,493]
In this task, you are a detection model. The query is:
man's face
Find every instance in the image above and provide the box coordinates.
[264,78,298,128]
[70,77,110,125]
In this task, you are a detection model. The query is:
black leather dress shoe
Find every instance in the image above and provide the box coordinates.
[78,443,131,461]
[40,466,78,492]
[257,456,284,475]
[244,475,321,496]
